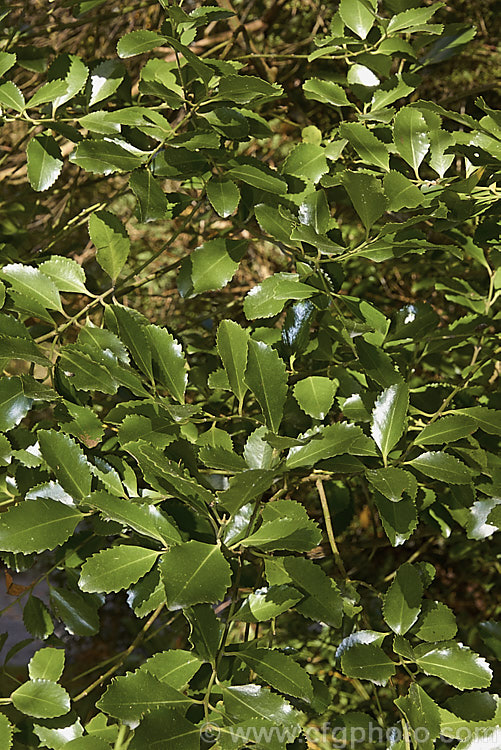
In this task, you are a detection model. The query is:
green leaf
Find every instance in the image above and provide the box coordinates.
[200,444,247,472]
[244,273,314,319]
[339,122,389,171]
[161,35,213,86]
[228,164,287,194]
[178,239,247,296]
[429,127,455,177]
[291,223,344,254]
[236,585,302,623]
[244,339,288,433]
[415,601,457,642]
[0,433,10,466]
[478,621,501,659]
[276,557,343,627]
[408,451,472,484]
[26,134,63,192]
[38,430,93,500]
[159,540,232,610]
[342,171,388,231]
[347,63,380,87]
[371,382,409,462]
[241,517,310,552]
[29,648,65,682]
[383,563,423,635]
[487,504,501,532]
[299,190,330,234]
[38,715,80,748]
[456,407,501,436]
[371,73,417,110]
[0,499,82,553]
[395,684,441,750]
[439,692,501,738]
[109,304,153,380]
[393,634,415,661]
[188,7,235,24]
[387,301,439,343]
[466,497,501,539]
[387,5,441,33]
[27,80,68,109]
[128,569,165,618]
[0,81,25,112]
[244,426,275,470]
[286,423,363,469]
[336,630,388,658]
[303,78,350,106]
[293,376,337,420]
[0,713,12,749]
[97,670,191,721]
[218,74,282,104]
[236,646,313,700]
[374,491,417,546]
[125,440,214,512]
[141,650,202,689]
[70,139,146,174]
[339,0,376,39]
[89,59,125,106]
[218,469,275,515]
[79,546,160,593]
[78,323,129,363]
[88,210,130,281]
[117,413,175,450]
[23,597,54,639]
[65,738,109,750]
[223,684,301,730]
[414,642,492,689]
[207,178,241,218]
[2,263,62,311]
[217,320,250,408]
[39,257,88,294]
[58,344,119,395]
[0,51,16,77]
[415,414,476,445]
[255,202,295,244]
[87,491,181,545]
[49,587,100,636]
[128,709,199,750]
[283,143,328,184]
[20,375,58,401]
[117,30,166,58]
[11,680,70,719]
[415,562,436,589]
[49,54,88,111]
[393,106,430,176]
[81,110,120,134]
[185,604,222,662]
[245,497,320,549]
[366,468,417,503]
[147,324,187,403]
[341,643,396,685]
[0,375,32,430]
[130,168,168,223]
[60,401,104,446]
[383,170,424,210]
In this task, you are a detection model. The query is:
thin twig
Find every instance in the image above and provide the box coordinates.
[72,602,167,702]
[316,478,348,578]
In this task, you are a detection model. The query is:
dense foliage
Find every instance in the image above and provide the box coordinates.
[0,1,500,748]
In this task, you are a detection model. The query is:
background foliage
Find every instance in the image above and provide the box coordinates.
[0,0,500,748]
